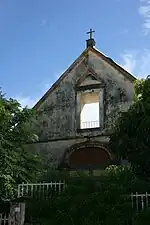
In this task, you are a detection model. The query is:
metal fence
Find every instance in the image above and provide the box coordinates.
[17,181,150,212]
[0,202,25,225]
[81,120,99,129]
[18,181,66,198]
[0,213,15,225]
[0,192,149,225]
[131,192,150,211]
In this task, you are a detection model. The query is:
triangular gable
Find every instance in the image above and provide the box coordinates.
[33,47,136,109]
[76,68,104,87]
[79,75,100,86]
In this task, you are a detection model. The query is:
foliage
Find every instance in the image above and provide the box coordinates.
[133,208,150,225]
[25,165,139,225]
[109,78,150,180]
[104,165,137,191]
[26,185,133,225]
[105,164,136,182]
[38,168,70,182]
[0,90,40,201]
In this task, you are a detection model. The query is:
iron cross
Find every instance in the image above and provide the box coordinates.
[87,28,95,39]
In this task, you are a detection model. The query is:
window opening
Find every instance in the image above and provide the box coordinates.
[80,91,99,129]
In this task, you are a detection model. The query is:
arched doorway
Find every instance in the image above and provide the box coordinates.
[62,142,112,170]
[69,146,111,169]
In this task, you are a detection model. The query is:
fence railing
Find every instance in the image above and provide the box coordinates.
[0,213,15,225]
[81,120,99,129]
[17,181,150,212]
[131,192,150,211]
[18,181,66,198]
[0,202,25,225]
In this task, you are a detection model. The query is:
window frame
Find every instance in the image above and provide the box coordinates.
[75,83,105,131]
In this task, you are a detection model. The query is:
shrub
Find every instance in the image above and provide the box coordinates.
[25,167,135,225]
[134,208,150,225]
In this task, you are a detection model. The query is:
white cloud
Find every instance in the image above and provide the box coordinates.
[14,72,62,108]
[121,29,129,35]
[40,19,47,27]
[15,82,50,108]
[14,49,150,109]
[120,52,136,74]
[120,49,150,78]
[139,0,150,35]
[137,49,150,77]
[15,95,39,108]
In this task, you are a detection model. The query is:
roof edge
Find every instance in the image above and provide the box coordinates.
[33,47,137,110]
[89,47,137,82]
[33,48,89,109]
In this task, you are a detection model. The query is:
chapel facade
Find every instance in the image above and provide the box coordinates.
[28,30,136,172]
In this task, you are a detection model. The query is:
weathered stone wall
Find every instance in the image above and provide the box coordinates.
[26,136,110,168]
[34,51,134,140]
[34,57,87,141]
[88,52,134,130]
[29,49,135,167]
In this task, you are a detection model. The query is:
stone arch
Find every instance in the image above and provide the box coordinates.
[60,141,112,169]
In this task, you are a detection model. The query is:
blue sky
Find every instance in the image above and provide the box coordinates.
[1,0,150,107]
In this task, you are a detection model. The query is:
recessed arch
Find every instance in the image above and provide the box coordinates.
[60,141,112,169]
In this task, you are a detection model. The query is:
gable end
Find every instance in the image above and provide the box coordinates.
[33,47,136,110]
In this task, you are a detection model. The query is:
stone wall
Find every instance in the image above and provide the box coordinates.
[29,49,135,168]
[33,50,134,140]
[27,136,110,168]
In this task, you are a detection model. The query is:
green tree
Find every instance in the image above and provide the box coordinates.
[0,90,40,200]
[109,77,150,180]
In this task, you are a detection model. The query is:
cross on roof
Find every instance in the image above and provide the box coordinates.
[87,28,95,39]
